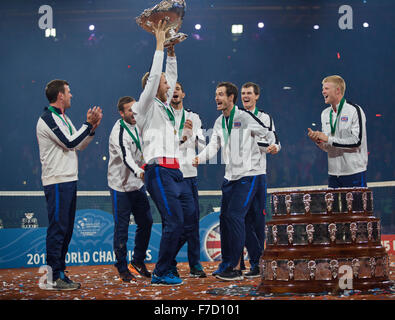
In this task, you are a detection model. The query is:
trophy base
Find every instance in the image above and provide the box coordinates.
[257,279,393,295]
[164,33,187,47]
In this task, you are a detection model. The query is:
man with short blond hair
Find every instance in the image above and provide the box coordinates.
[322,75,346,95]
[131,20,195,286]
[308,75,368,188]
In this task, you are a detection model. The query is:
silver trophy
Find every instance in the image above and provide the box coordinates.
[303,193,311,213]
[285,195,292,214]
[272,195,279,214]
[308,260,317,280]
[287,260,295,280]
[328,223,337,243]
[325,192,334,213]
[346,192,353,212]
[272,225,278,245]
[367,222,373,241]
[329,260,339,279]
[306,224,315,244]
[352,258,360,278]
[362,192,368,211]
[136,0,188,48]
[286,225,294,244]
[369,257,376,277]
[271,261,278,280]
[350,222,358,242]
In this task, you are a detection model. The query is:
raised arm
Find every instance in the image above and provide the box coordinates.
[165,45,177,106]
[133,20,169,115]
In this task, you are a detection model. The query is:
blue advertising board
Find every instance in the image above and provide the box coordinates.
[0,209,222,269]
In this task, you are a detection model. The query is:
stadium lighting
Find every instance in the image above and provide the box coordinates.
[231,24,243,34]
[363,22,369,28]
[89,24,95,31]
[258,22,264,29]
[313,24,320,30]
[195,24,201,30]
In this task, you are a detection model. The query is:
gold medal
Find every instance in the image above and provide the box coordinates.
[174,129,177,135]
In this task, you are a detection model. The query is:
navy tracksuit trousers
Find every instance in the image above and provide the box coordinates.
[171,176,201,269]
[144,165,195,277]
[328,171,367,189]
[44,181,77,281]
[244,174,267,267]
[220,174,264,269]
[110,186,153,274]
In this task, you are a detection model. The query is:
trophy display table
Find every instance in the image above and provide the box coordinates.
[258,187,392,294]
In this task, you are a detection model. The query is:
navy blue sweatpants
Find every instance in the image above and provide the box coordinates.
[144,165,195,277]
[220,175,260,269]
[44,181,77,281]
[244,174,267,267]
[328,171,367,188]
[171,176,201,269]
[110,186,153,274]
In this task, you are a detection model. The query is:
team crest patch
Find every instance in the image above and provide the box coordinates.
[233,121,241,128]
[341,116,348,122]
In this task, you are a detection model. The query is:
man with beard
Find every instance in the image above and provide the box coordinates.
[193,82,273,281]
[107,96,153,283]
[132,20,195,286]
[168,81,207,278]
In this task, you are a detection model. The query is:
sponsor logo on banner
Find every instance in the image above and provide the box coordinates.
[75,212,108,237]
[21,212,38,229]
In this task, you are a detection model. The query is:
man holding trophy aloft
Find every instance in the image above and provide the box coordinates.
[132,1,194,286]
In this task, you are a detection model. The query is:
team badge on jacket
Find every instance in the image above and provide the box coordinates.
[341,116,348,122]
[233,121,241,128]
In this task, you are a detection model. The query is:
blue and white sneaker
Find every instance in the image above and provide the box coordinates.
[151,272,183,286]
[212,262,229,276]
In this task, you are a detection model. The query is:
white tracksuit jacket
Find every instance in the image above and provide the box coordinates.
[197,105,272,181]
[253,108,281,175]
[36,106,95,186]
[107,119,145,192]
[131,50,180,164]
[173,107,206,178]
[317,99,368,176]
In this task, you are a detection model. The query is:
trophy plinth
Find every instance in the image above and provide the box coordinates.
[136,0,187,47]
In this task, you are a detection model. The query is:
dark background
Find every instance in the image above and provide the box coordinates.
[0,0,393,191]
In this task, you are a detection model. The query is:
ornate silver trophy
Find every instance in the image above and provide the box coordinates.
[136,0,188,47]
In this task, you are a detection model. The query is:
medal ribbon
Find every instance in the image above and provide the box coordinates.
[155,98,175,127]
[329,97,345,136]
[170,106,186,139]
[222,105,236,145]
[48,106,73,135]
[253,107,259,116]
[120,119,142,151]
